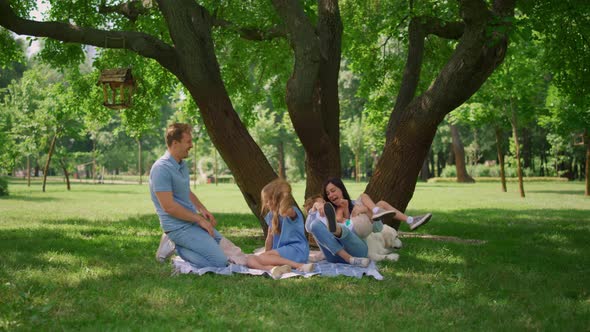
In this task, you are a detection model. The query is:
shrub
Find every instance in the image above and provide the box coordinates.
[0,177,8,197]
[440,166,457,178]
[439,165,539,178]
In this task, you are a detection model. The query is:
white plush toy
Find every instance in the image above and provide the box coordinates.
[351,214,402,262]
[366,224,402,262]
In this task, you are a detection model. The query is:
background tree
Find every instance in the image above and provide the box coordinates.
[341,116,367,182]
[540,86,590,196]
[523,0,589,195]
[449,122,475,183]
[452,102,510,191]
[38,71,87,192]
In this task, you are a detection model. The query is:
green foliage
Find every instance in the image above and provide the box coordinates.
[0,176,8,196]
[540,85,590,137]
[341,0,458,133]
[37,39,85,69]
[0,29,25,68]
[249,108,303,180]
[1,0,587,187]
[520,0,590,109]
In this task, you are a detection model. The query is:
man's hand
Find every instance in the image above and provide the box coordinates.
[200,208,217,227]
[196,216,215,237]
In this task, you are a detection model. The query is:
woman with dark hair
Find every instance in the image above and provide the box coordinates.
[323,177,432,231]
[307,178,432,267]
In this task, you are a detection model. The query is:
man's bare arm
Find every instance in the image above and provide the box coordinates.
[155,191,214,237]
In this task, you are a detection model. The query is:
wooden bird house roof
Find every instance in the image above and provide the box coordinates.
[98,68,134,83]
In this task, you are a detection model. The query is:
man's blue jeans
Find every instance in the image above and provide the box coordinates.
[167,223,228,268]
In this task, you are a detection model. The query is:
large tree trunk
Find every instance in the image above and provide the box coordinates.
[510,100,525,198]
[367,118,439,230]
[42,132,58,193]
[272,0,342,198]
[494,126,507,192]
[157,1,278,233]
[450,123,475,183]
[367,1,515,215]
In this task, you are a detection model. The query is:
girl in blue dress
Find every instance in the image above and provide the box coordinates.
[246,178,315,277]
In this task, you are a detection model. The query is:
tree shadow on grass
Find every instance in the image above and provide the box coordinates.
[526,189,587,195]
[0,194,61,202]
[73,189,147,195]
[0,213,263,276]
[2,209,589,330]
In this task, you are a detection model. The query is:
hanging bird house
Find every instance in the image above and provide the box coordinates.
[573,133,585,146]
[97,68,135,109]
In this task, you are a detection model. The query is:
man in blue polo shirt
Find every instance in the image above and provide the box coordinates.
[149,123,227,268]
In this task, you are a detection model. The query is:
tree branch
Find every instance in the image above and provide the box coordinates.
[387,16,464,139]
[459,0,490,24]
[422,17,464,39]
[211,16,286,41]
[386,0,513,142]
[386,18,425,139]
[98,0,149,22]
[412,0,514,122]
[0,0,178,72]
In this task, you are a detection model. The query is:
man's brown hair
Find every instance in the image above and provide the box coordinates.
[165,123,193,147]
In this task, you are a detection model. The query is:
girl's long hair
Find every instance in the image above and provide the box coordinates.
[261,178,294,235]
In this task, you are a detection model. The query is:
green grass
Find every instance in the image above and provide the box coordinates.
[1,178,589,330]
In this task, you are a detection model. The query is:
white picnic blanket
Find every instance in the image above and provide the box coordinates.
[172,256,383,280]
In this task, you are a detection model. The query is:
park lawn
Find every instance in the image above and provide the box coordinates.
[1,178,589,330]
